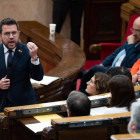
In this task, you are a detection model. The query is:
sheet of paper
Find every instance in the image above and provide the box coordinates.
[30,75,59,85]
[34,114,62,122]
[90,106,108,116]
[25,114,62,133]
[25,121,51,133]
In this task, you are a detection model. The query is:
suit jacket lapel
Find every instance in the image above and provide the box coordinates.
[10,42,23,74]
[0,44,7,75]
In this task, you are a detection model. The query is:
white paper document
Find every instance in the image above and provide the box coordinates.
[25,121,52,133]
[90,106,108,116]
[30,76,59,85]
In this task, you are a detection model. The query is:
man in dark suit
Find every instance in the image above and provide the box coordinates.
[52,0,84,46]
[0,18,44,112]
[79,16,140,95]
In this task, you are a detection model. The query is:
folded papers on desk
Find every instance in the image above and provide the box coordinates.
[30,76,59,85]
[25,114,61,133]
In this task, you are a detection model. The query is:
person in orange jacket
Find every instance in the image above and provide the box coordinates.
[131,58,140,85]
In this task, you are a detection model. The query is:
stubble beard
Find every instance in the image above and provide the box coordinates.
[1,38,19,49]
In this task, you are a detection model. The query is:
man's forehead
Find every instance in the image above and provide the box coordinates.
[133,20,140,29]
[2,24,18,31]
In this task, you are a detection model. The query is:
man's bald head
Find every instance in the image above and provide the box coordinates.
[132,16,140,42]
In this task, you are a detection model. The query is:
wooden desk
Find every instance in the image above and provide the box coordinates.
[0,111,131,140]
[111,133,140,140]
[42,112,131,140]
[4,84,140,118]
[1,84,140,140]
[0,102,65,140]
[17,21,86,104]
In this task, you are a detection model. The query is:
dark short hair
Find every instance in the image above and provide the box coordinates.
[67,91,91,117]
[94,72,111,94]
[108,75,136,110]
[106,66,132,80]
[0,18,19,34]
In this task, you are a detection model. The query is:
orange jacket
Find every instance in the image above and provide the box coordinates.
[131,58,140,76]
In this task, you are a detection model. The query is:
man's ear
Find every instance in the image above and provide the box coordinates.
[67,109,71,117]
[131,122,136,133]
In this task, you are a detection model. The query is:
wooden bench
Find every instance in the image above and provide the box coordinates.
[111,133,140,140]
[17,21,86,104]
[0,85,140,140]
[42,112,131,140]
[3,84,140,118]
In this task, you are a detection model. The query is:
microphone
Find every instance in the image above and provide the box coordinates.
[7,61,12,79]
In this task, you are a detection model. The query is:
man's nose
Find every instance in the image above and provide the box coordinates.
[9,33,14,38]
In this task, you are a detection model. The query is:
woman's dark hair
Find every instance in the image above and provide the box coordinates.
[108,75,136,110]
[94,72,111,94]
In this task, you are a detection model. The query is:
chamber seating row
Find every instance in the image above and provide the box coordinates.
[0,84,139,140]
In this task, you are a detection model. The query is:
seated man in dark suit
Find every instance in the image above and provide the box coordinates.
[79,16,140,95]
[67,91,91,117]
[0,18,44,112]
[128,101,140,134]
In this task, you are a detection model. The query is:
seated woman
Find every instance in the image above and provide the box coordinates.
[85,72,111,96]
[99,75,136,115]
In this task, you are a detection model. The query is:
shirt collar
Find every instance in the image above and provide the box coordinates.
[3,44,16,54]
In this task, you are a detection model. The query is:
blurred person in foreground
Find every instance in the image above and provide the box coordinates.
[128,101,140,133]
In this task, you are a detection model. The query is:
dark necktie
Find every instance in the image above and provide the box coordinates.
[6,50,13,102]
[7,50,13,67]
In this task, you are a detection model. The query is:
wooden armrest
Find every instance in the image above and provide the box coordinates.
[89,44,101,54]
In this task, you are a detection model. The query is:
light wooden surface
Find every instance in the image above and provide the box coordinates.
[4,100,66,117]
[111,133,140,140]
[51,112,131,127]
[129,0,140,9]
[134,85,140,91]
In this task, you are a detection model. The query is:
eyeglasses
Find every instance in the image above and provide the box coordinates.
[3,31,19,38]
[130,28,140,34]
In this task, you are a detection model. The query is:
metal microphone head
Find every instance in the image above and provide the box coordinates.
[7,61,12,69]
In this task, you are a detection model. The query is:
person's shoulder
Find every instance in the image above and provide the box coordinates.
[18,42,27,47]
[17,42,28,49]
[17,42,29,53]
